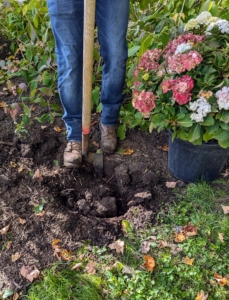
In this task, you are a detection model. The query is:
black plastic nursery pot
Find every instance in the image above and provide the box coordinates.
[168,131,229,183]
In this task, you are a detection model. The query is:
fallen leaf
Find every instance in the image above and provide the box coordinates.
[221,205,229,214]
[10,161,17,168]
[108,240,125,254]
[210,280,216,285]
[139,241,151,254]
[32,169,43,182]
[183,223,198,236]
[54,126,62,132]
[19,218,26,224]
[92,141,99,148]
[12,252,21,262]
[18,165,24,173]
[61,249,75,261]
[173,232,186,243]
[71,263,82,270]
[157,145,169,152]
[13,292,19,300]
[35,210,45,217]
[169,243,183,255]
[52,239,61,247]
[41,125,48,130]
[166,181,176,188]
[122,148,134,155]
[0,224,10,235]
[195,290,208,300]
[158,240,168,248]
[84,262,96,274]
[214,272,229,286]
[121,220,133,233]
[143,255,156,272]
[182,256,195,266]
[6,241,12,250]
[218,233,224,243]
[0,101,7,108]
[20,265,40,282]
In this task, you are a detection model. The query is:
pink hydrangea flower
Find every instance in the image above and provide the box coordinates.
[137,49,162,71]
[132,90,157,115]
[168,51,203,74]
[164,33,204,58]
[162,75,194,105]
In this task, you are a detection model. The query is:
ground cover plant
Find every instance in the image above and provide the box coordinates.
[0,0,229,299]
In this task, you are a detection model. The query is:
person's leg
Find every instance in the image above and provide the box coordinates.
[47,0,83,142]
[96,0,129,126]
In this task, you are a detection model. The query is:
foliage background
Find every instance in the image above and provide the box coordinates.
[0,0,229,136]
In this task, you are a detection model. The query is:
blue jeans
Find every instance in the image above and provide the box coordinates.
[47,0,129,142]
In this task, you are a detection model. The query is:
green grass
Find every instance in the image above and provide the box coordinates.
[2,181,229,300]
[21,263,104,300]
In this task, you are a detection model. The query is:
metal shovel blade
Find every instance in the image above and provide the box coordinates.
[83,152,103,177]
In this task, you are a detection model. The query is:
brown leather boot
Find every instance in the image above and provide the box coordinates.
[99,122,117,154]
[64,142,82,168]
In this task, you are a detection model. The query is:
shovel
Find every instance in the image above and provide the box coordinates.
[82,0,103,176]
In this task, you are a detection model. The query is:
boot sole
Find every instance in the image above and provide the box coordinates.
[100,145,116,154]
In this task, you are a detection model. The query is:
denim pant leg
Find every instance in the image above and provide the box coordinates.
[47,0,83,142]
[96,0,129,126]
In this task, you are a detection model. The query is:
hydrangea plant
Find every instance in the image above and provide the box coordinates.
[132,11,229,148]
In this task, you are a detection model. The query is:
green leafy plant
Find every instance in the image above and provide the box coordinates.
[34,197,46,213]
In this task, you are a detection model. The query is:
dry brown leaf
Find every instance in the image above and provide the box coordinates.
[182,256,195,266]
[0,101,7,108]
[158,240,168,248]
[210,280,216,285]
[18,165,24,173]
[143,255,156,272]
[0,224,10,235]
[218,233,224,243]
[84,262,96,274]
[169,243,183,255]
[157,145,169,152]
[108,240,125,254]
[166,181,176,188]
[41,125,48,130]
[71,263,82,270]
[173,232,186,243]
[214,272,229,286]
[13,293,19,300]
[7,241,12,250]
[183,223,198,236]
[61,249,75,261]
[19,218,26,224]
[122,148,134,155]
[12,252,21,262]
[52,239,61,247]
[92,141,99,148]
[32,169,43,182]
[195,290,208,300]
[20,265,40,282]
[221,205,229,214]
[139,241,150,254]
[35,210,45,217]
[54,126,62,132]
[10,161,17,168]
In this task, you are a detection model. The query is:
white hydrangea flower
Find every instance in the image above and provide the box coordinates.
[196,11,212,24]
[190,112,205,122]
[175,42,192,54]
[189,97,211,123]
[216,86,229,110]
[184,19,200,31]
[206,19,229,35]
[206,16,219,24]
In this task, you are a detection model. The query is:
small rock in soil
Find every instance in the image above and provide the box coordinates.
[115,164,130,189]
[77,199,91,215]
[85,190,93,202]
[134,191,152,201]
[94,197,117,218]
